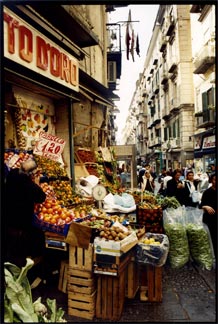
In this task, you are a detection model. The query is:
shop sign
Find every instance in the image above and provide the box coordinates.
[4,7,79,92]
[202,135,215,149]
[34,131,66,161]
[194,135,202,149]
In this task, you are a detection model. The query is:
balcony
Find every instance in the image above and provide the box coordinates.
[196,109,216,128]
[193,44,215,74]
[148,137,161,148]
[159,35,167,52]
[154,85,160,94]
[168,61,177,73]
[161,73,168,84]
[142,89,147,97]
[162,108,171,120]
[166,15,175,36]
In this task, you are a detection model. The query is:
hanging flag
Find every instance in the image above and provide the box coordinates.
[130,29,135,62]
[136,34,140,57]
[125,9,132,60]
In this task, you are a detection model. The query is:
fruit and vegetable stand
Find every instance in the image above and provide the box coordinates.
[4,149,176,321]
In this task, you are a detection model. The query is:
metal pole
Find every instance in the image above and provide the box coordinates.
[69,97,75,189]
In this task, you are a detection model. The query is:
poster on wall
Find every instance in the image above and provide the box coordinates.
[34,131,66,162]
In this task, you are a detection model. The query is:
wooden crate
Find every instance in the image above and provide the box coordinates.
[140,264,162,302]
[68,267,96,295]
[58,260,68,293]
[125,258,139,299]
[68,290,96,320]
[93,248,133,276]
[69,244,93,271]
[95,269,126,321]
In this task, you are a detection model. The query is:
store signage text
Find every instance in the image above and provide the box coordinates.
[202,135,215,149]
[34,131,66,161]
[4,8,79,92]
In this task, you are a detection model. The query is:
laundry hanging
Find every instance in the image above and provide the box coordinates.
[125,9,132,60]
[136,34,140,57]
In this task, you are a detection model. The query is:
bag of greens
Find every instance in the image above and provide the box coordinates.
[163,206,190,269]
[185,207,214,270]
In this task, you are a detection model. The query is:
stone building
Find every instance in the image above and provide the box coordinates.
[122,4,216,174]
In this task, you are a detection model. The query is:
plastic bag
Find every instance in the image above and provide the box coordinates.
[136,232,169,267]
[191,190,201,203]
[185,207,214,270]
[121,193,135,208]
[163,207,190,269]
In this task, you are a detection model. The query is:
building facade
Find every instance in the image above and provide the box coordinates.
[123,4,216,175]
[3,4,123,184]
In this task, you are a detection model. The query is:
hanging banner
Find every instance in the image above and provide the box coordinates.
[34,131,66,161]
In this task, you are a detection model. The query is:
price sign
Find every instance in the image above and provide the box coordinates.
[34,131,66,161]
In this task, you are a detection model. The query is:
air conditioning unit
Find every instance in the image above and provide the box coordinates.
[108,61,116,83]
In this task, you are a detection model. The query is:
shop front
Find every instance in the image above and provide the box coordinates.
[3,6,82,183]
[193,128,216,175]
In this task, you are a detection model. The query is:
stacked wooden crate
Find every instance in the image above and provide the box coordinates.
[125,256,140,299]
[67,244,96,320]
[95,268,126,321]
[140,264,163,302]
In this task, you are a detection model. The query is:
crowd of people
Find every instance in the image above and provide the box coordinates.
[3,158,216,272]
[137,163,217,260]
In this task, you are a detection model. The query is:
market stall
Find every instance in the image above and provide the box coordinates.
[4,149,182,321]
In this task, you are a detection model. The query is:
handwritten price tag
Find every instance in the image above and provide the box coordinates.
[34,131,66,161]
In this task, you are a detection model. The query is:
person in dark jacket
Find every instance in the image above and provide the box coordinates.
[199,173,216,257]
[4,159,46,267]
[165,168,184,205]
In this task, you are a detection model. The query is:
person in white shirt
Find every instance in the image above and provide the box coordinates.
[163,170,172,190]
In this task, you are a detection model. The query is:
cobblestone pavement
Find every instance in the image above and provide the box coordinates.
[32,262,216,323]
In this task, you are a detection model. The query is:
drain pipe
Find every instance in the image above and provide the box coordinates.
[69,97,75,189]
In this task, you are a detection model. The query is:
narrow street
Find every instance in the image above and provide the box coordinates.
[32,262,216,322]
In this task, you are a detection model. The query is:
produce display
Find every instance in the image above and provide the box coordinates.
[76,148,96,163]
[49,180,74,206]
[156,196,181,210]
[186,223,214,270]
[99,225,131,241]
[34,155,68,178]
[4,150,34,169]
[76,215,112,229]
[136,233,169,267]
[164,223,190,269]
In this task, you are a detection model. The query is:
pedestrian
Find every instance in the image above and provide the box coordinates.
[120,169,127,188]
[138,163,146,188]
[163,170,172,191]
[199,173,217,258]
[183,170,200,207]
[141,170,155,193]
[4,159,46,268]
[165,168,184,205]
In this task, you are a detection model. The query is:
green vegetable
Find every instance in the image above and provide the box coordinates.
[186,223,214,270]
[158,196,181,209]
[164,223,189,269]
[4,258,66,322]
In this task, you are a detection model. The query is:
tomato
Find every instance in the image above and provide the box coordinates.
[65,217,72,223]
[44,202,51,209]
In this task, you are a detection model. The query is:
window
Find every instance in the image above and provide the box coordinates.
[202,87,215,110]
[164,127,168,141]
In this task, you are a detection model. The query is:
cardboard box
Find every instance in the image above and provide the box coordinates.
[66,215,111,249]
[94,231,138,256]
